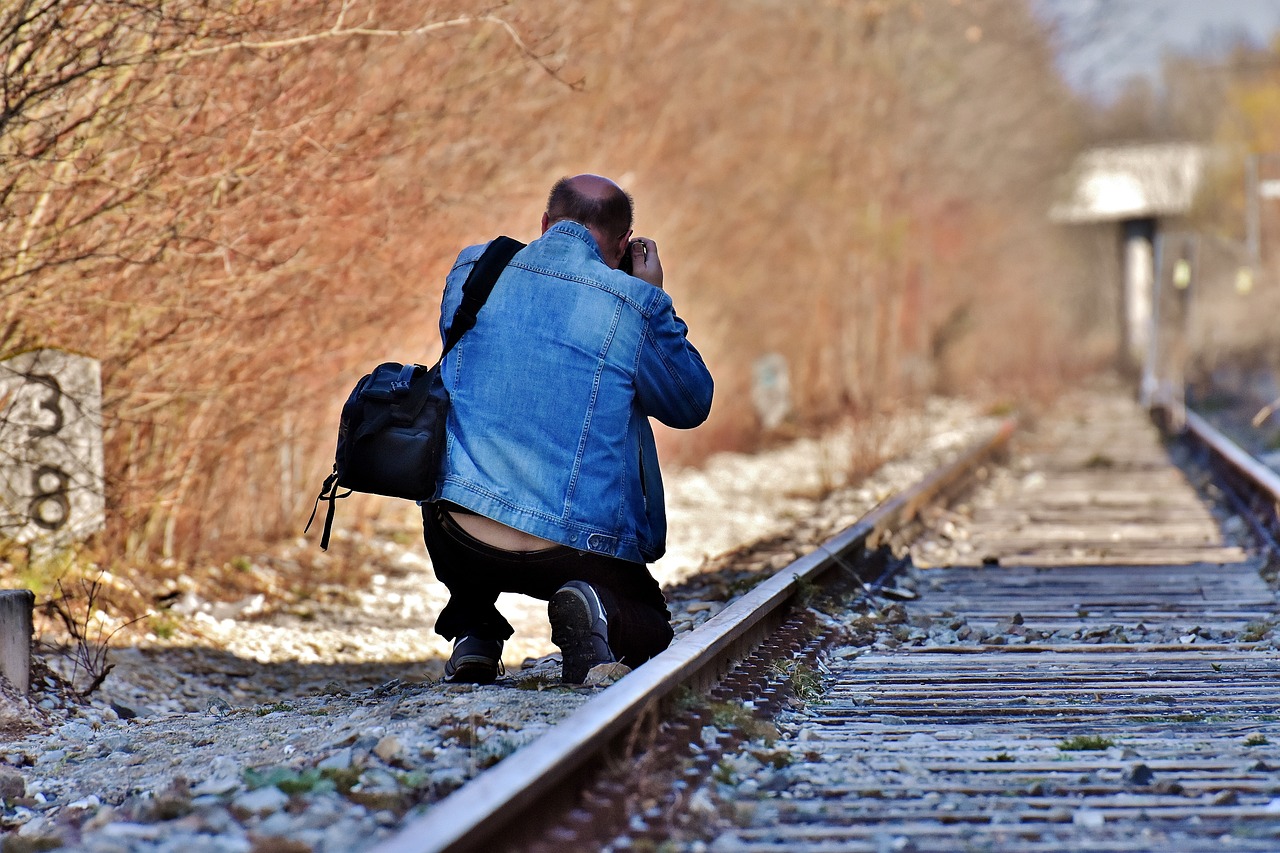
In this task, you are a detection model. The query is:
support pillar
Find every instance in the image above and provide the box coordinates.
[1120,217,1157,375]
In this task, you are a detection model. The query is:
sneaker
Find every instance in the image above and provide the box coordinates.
[443,636,504,684]
[548,581,616,684]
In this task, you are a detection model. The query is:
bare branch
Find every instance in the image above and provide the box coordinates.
[171,13,582,91]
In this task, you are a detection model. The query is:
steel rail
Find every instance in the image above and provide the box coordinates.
[370,419,1015,853]
[1184,410,1280,500]
[1184,409,1280,551]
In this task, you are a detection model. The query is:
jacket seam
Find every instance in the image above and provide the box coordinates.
[509,260,654,316]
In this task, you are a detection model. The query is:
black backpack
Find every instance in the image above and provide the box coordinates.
[306,236,525,549]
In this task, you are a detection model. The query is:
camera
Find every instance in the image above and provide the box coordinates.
[619,239,645,275]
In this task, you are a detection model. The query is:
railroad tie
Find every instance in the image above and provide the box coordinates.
[713,388,1280,853]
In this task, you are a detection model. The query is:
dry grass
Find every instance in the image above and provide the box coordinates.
[2,0,1090,589]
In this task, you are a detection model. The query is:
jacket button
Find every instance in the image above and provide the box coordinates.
[586,534,605,552]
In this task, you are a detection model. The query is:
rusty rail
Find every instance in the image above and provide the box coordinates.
[1183,409,1280,552]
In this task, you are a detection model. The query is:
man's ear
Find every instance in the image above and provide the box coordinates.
[541,212,551,234]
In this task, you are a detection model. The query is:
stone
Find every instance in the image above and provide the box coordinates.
[231,786,289,817]
[428,767,466,793]
[193,772,242,797]
[98,822,165,842]
[583,662,632,687]
[0,765,25,800]
[36,750,65,766]
[316,748,353,772]
[250,834,312,853]
[373,736,405,765]
[109,699,155,720]
[1072,809,1105,827]
[65,793,102,812]
[60,722,93,742]
[1129,763,1155,786]
[97,735,132,755]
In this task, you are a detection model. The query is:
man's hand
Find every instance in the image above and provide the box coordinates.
[629,237,663,289]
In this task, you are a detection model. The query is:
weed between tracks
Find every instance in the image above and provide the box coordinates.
[1241,621,1276,643]
[1058,735,1115,751]
[768,659,825,704]
[709,701,780,745]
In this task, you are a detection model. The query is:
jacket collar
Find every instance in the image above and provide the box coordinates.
[544,220,604,263]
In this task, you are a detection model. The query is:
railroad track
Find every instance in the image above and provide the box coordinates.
[373,387,1280,853]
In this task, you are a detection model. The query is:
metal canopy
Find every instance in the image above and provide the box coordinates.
[1052,143,1205,223]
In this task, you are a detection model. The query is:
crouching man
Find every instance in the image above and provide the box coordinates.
[423,174,714,684]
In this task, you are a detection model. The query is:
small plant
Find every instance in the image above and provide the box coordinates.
[1134,713,1207,724]
[749,748,792,769]
[710,700,755,730]
[793,575,819,608]
[709,701,779,745]
[148,613,179,640]
[514,673,562,691]
[244,766,334,795]
[475,735,522,769]
[985,400,1017,417]
[769,659,825,704]
[395,770,430,789]
[438,712,510,743]
[322,766,362,794]
[1245,734,1269,746]
[670,685,704,714]
[254,701,295,716]
[1059,735,1114,752]
[41,570,144,696]
[1242,622,1274,643]
[727,574,768,596]
[984,752,1015,762]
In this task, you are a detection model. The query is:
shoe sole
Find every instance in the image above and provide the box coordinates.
[549,587,602,684]
[443,656,499,685]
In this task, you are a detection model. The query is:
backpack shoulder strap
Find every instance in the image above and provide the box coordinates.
[440,235,525,360]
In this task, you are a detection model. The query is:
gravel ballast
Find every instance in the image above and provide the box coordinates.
[2,397,1001,852]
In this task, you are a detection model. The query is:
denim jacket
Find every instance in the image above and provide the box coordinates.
[431,221,714,563]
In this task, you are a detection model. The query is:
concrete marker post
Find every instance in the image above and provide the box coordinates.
[0,590,34,695]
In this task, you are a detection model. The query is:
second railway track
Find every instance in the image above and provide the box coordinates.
[378,383,1280,853]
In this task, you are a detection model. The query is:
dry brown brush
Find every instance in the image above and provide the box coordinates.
[2,0,1091,576]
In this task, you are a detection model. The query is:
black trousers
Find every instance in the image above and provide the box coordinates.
[421,503,674,668]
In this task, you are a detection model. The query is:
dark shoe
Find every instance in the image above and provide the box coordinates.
[443,636,504,684]
[549,581,616,684]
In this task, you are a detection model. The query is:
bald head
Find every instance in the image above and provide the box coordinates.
[545,174,634,242]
